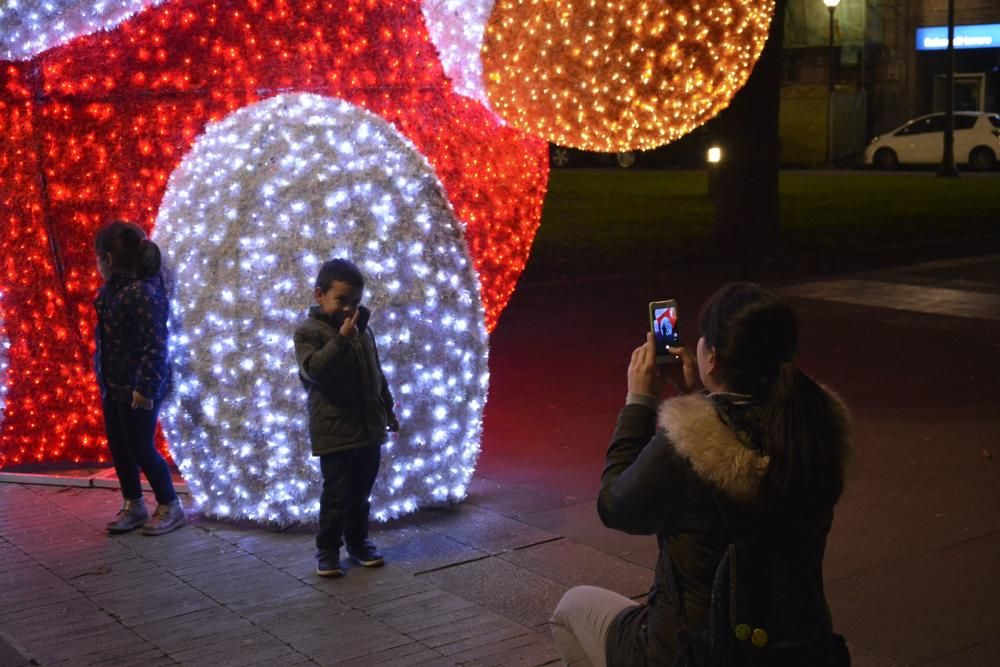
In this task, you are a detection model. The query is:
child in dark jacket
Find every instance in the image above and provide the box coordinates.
[95,220,184,536]
[294,259,398,577]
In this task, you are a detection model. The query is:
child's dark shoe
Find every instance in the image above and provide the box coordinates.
[106,498,149,534]
[346,540,385,568]
[316,551,344,578]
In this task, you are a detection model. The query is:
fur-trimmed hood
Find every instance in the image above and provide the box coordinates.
[658,391,853,502]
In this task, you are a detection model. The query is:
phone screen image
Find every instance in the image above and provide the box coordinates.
[649,300,680,363]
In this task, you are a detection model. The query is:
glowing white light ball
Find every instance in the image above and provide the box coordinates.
[421,0,498,114]
[0,0,166,61]
[153,93,490,526]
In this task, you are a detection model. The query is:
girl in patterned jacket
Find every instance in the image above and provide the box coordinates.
[95,221,184,536]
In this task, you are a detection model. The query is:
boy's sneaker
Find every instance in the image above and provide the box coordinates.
[316,551,344,578]
[141,499,185,536]
[346,540,385,568]
[106,498,149,534]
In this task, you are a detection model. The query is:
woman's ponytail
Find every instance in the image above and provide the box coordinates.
[136,238,162,278]
[760,363,847,516]
[698,283,848,518]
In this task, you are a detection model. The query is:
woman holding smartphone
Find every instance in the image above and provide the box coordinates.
[550,283,853,666]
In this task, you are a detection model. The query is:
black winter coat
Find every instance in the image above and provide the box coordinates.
[293,306,396,456]
[598,391,852,667]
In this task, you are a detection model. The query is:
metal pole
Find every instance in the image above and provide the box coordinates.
[938,0,958,177]
[827,5,836,167]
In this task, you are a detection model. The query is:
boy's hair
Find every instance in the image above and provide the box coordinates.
[315,258,365,292]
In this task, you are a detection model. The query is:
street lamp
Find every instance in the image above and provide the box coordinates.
[938,0,959,177]
[823,0,840,167]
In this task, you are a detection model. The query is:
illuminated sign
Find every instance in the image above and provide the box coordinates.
[916,24,1000,50]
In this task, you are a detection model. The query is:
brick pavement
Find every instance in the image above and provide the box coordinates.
[0,473,908,667]
[0,482,571,666]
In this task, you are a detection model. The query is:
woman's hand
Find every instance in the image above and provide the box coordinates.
[666,344,701,392]
[627,333,664,398]
[131,391,154,410]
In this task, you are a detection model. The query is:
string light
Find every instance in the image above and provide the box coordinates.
[0,294,8,425]
[0,63,107,467]
[0,0,548,479]
[0,0,168,61]
[421,0,498,114]
[154,93,490,525]
[481,0,775,151]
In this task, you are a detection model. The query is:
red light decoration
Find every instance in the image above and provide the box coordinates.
[0,0,548,468]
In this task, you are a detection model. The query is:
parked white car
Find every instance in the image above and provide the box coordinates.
[864,111,1000,171]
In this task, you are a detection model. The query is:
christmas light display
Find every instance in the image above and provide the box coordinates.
[0,0,548,483]
[154,93,490,524]
[481,0,775,152]
[1,0,775,524]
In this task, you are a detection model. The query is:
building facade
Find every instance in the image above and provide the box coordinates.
[779,0,1000,164]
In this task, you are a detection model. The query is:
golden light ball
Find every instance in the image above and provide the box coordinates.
[482,0,776,152]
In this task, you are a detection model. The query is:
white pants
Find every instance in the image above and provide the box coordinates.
[550,585,640,667]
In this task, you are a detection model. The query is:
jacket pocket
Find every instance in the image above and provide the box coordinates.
[311,403,366,447]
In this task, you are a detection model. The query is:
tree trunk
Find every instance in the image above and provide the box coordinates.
[712,0,788,258]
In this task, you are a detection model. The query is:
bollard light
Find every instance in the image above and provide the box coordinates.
[706,146,722,200]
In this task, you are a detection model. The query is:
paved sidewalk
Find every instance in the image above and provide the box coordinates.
[0,475,902,667]
[0,481,579,666]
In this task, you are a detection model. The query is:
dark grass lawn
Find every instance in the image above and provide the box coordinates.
[524,169,1000,281]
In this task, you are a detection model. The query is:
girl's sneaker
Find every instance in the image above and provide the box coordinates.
[346,540,385,568]
[106,498,149,534]
[141,499,185,536]
[316,551,344,578]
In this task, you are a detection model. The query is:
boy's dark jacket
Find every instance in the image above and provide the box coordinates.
[94,272,171,403]
[599,391,853,667]
[294,305,396,455]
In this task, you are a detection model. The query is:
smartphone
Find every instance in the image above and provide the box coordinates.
[335,307,369,331]
[356,307,370,331]
[648,300,681,364]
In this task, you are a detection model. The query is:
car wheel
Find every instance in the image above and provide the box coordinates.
[873,148,898,170]
[551,147,571,168]
[616,151,636,168]
[968,147,996,172]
